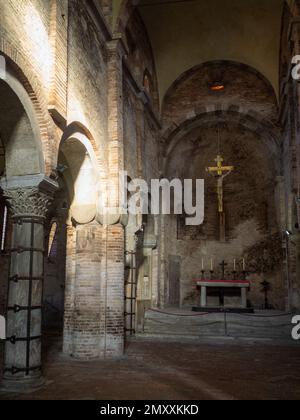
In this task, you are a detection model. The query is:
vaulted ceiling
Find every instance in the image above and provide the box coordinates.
[114,0,285,100]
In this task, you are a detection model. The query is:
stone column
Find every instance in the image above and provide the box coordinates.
[201,286,207,307]
[241,288,247,309]
[1,179,56,390]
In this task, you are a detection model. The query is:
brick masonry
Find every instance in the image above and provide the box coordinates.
[161,60,286,310]
[0,0,299,385]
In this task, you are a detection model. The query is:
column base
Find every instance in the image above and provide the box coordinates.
[0,375,45,394]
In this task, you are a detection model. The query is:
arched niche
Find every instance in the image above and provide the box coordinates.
[0,69,47,335]
[0,70,45,178]
[58,133,99,225]
[162,60,279,136]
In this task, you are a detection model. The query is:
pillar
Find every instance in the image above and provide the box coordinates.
[104,37,126,356]
[1,178,56,391]
[241,288,247,309]
[63,223,103,359]
[201,286,207,307]
[103,224,125,357]
[71,223,103,359]
[62,224,76,355]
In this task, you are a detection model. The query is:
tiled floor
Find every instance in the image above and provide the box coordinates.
[1,332,300,400]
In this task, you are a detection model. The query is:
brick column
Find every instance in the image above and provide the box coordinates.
[72,224,103,359]
[103,37,126,357]
[107,37,126,212]
[63,222,105,359]
[1,178,56,391]
[103,224,125,356]
[62,224,76,355]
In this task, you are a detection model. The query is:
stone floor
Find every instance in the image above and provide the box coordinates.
[1,331,300,400]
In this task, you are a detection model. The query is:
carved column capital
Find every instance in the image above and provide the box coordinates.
[3,187,54,218]
[0,175,58,219]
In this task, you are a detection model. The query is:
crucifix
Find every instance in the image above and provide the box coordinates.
[219,260,228,279]
[206,154,234,242]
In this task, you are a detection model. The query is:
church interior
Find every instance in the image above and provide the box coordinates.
[0,0,300,401]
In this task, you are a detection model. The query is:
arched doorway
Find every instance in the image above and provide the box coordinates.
[0,65,55,390]
[54,130,109,360]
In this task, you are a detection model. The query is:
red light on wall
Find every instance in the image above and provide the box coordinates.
[210,83,225,92]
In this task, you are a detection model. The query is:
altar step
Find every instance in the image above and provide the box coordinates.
[139,308,297,342]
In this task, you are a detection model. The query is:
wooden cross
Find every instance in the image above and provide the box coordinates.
[219,260,228,279]
[206,155,234,241]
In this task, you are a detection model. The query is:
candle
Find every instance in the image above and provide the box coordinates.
[201,258,204,271]
[243,258,246,271]
[210,258,214,271]
[234,259,236,271]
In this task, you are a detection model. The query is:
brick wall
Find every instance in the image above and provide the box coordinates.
[118,5,162,335]
[279,4,300,310]
[68,0,109,162]
[161,60,285,310]
[160,64,282,311]
[162,61,278,136]
[48,0,68,122]
[1,0,52,91]
[44,216,67,328]
[0,0,296,370]
[124,8,159,111]
[99,0,113,26]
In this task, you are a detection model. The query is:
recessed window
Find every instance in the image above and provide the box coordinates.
[210,82,225,92]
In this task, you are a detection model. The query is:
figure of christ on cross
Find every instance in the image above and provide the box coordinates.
[206,155,234,242]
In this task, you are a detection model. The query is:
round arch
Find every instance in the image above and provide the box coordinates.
[0,45,56,174]
[58,125,103,226]
[0,67,46,176]
[163,110,281,176]
[60,121,103,169]
[60,122,103,173]
[163,60,279,109]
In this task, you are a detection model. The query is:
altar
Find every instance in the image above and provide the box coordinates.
[193,279,252,313]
